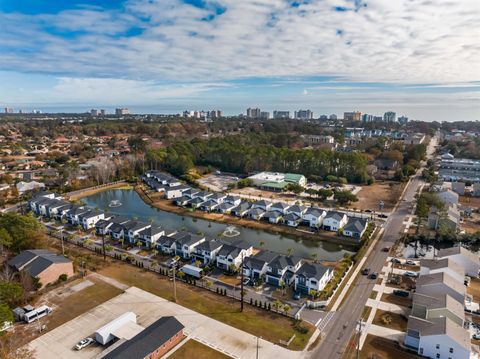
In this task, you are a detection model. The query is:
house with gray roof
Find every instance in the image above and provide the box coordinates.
[263,210,283,224]
[323,211,348,231]
[270,202,290,214]
[415,272,466,305]
[231,201,251,217]
[343,218,368,238]
[294,262,333,295]
[242,251,278,282]
[252,200,272,211]
[283,212,301,227]
[302,207,326,228]
[215,202,237,214]
[8,249,74,289]
[438,246,480,277]
[193,239,223,265]
[265,255,303,287]
[286,204,307,217]
[138,225,165,248]
[246,207,265,220]
[174,233,206,259]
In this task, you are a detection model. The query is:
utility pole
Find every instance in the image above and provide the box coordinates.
[172,264,177,303]
[240,253,245,312]
[256,336,259,359]
[101,232,106,262]
[60,227,65,256]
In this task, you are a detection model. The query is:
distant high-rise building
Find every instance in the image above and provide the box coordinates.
[273,111,290,119]
[329,114,337,120]
[319,115,328,120]
[344,111,361,121]
[247,108,261,118]
[362,114,374,122]
[100,109,106,116]
[373,116,383,121]
[260,111,270,119]
[294,109,313,120]
[209,110,222,119]
[90,109,99,116]
[383,111,396,122]
[115,108,129,116]
[4,107,13,114]
[398,115,409,125]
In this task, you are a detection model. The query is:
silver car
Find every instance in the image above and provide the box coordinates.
[75,337,94,350]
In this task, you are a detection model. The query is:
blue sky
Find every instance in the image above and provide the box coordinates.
[1,0,479,121]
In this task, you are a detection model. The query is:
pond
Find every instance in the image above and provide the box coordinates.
[81,189,356,262]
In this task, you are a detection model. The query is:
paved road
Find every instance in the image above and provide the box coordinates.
[312,135,437,359]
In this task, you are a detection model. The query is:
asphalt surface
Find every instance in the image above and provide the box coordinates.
[313,136,437,359]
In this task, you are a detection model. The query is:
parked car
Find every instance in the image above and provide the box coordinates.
[404,271,418,278]
[75,337,94,350]
[293,292,301,300]
[361,268,370,276]
[473,333,480,340]
[368,273,378,280]
[364,209,373,213]
[405,260,416,266]
[378,214,388,218]
[382,247,391,252]
[393,290,409,297]
[166,256,180,268]
[242,277,250,286]
[391,258,402,264]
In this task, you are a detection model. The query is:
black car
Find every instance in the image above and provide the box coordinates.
[378,214,388,218]
[393,290,409,297]
[361,268,370,276]
[368,272,378,280]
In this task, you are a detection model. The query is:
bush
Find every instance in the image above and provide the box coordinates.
[58,273,68,283]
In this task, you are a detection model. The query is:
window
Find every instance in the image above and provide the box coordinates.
[449,348,453,353]
[420,348,424,355]
[436,344,440,349]
[436,354,440,359]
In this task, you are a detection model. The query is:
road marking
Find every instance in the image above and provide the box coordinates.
[317,311,335,332]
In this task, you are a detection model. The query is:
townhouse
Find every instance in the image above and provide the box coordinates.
[246,207,265,220]
[302,207,326,228]
[192,239,223,265]
[165,185,190,199]
[242,251,278,282]
[216,240,253,271]
[283,212,302,227]
[252,200,272,211]
[95,216,130,236]
[66,206,90,226]
[138,225,165,249]
[265,255,303,287]
[270,202,290,214]
[323,211,348,231]
[216,201,237,214]
[415,272,466,305]
[231,201,251,217]
[174,233,206,259]
[79,209,107,230]
[438,246,480,277]
[286,204,307,217]
[342,218,368,238]
[419,258,465,283]
[264,210,283,224]
[125,221,152,244]
[294,262,334,295]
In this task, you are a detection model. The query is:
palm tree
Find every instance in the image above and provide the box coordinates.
[259,240,265,248]
[283,304,291,316]
[311,253,318,263]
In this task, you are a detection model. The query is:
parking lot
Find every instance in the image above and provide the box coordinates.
[28,286,299,359]
[197,173,240,192]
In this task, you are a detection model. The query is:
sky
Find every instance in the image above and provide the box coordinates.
[0,0,479,121]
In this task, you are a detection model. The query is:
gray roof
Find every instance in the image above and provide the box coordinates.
[283,212,301,222]
[263,210,283,219]
[195,239,223,252]
[232,202,251,212]
[138,225,164,237]
[304,207,324,217]
[325,211,346,221]
[271,202,290,210]
[254,200,271,207]
[287,205,306,213]
[268,255,302,271]
[296,262,330,280]
[438,246,479,264]
[8,249,71,277]
[343,218,367,233]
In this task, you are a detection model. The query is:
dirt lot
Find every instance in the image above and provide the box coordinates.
[460,196,480,208]
[345,335,421,359]
[349,181,405,212]
[467,277,480,302]
[14,276,123,347]
[381,293,412,308]
[170,339,230,359]
[373,309,408,332]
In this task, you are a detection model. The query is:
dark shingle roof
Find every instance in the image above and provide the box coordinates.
[343,218,367,233]
[8,249,71,277]
[102,316,184,359]
[296,262,330,281]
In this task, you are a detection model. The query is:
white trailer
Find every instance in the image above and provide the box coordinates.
[95,312,137,345]
[180,264,203,279]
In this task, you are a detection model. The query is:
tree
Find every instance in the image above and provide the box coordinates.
[0,303,13,325]
[283,304,291,316]
[284,183,304,195]
[316,189,333,201]
[334,190,358,206]
[0,281,24,307]
[0,228,13,256]
[0,213,45,254]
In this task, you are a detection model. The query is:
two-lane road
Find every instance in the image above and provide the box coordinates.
[313,135,437,359]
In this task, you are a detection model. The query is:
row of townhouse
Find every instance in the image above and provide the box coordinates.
[29,191,335,294]
[405,247,480,359]
[29,192,107,231]
[143,174,369,239]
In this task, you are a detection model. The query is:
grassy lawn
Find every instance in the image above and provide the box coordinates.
[99,262,314,350]
[345,335,421,359]
[373,309,408,332]
[369,290,378,299]
[169,339,230,359]
[362,306,372,321]
[381,293,411,308]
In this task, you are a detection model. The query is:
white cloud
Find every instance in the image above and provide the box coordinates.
[0,0,479,85]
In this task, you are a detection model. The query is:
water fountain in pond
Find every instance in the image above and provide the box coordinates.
[223,225,240,237]
[108,200,122,208]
